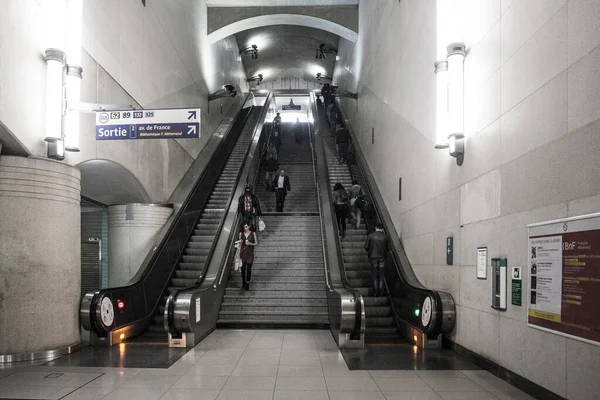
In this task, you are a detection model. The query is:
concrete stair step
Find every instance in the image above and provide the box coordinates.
[253,257,324,263]
[217,317,329,325]
[225,283,326,291]
[221,298,326,307]
[251,263,325,269]
[228,276,326,284]
[228,269,324,277]
[224,290,327,299]
[217,315,329,323]
[219,307,328,315]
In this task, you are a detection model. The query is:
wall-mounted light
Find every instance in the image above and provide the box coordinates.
[433,42,466,166]
[44,48,67,143]
[446,42,465,165]
[208,84,237,101]
[447,42,465,140]
[240,44,258,59]
[434,60,449,149]
[316,44,337,59]
[64,65,83,152]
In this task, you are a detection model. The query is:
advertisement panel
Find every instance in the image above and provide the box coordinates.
[528,213,600,345]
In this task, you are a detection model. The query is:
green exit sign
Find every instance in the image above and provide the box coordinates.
[447,237,453,265]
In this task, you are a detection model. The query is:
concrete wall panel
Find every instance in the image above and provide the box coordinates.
[334,0,600,396]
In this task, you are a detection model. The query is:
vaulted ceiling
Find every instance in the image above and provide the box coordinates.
[236,25,339,84]
[207,0,358,86]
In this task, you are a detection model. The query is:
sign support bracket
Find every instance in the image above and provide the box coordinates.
[70,102,138,114]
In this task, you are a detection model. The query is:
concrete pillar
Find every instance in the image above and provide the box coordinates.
[108,204,173,286]
[0,156,81,355]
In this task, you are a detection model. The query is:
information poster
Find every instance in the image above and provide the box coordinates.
[528,214,600,345]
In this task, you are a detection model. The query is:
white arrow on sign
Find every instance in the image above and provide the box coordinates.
[187,125,197,135]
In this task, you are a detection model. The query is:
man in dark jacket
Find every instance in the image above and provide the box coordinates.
[238,185,262,231]
[272,168,291,212]
[335,126,350,164]
[364,222,390,297]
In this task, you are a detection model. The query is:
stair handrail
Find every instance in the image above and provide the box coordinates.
[307,94,331,292]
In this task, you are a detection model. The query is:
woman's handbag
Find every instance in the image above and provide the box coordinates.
[233,240,243,271]
[258,217,266,232]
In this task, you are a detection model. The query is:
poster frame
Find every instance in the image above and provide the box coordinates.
[526,212,600,347]
[477,247,487,279]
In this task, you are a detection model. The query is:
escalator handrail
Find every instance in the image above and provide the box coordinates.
[312,94,365,335]
[165,93,274,333]
[85,94,253,335]
[307,93,331,292]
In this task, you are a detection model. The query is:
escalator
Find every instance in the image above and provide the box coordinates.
[315,98,456,347]
[81,99,269,345]
[131,108,262,343]
[321,136,397,343]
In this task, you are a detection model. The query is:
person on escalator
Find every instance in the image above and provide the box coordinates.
[349,180,364,229]
[332,182,349,239]
[237,185,262,232]
[364,222,390,297]
[335,125,350,164]
[264,143,278,190]
[238,220,258,291]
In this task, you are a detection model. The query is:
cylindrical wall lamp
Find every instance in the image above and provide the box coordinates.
[434,60,449,149]
[65,65,83,152]
[44,48,67,143]
[446,42,466,140]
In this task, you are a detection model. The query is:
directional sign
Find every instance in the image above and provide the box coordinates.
[282,105,301,111]
[95,108,200,140]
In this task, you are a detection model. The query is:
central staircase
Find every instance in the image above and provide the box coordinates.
[218,120,329,328]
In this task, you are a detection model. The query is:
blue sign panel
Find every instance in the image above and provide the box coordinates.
[282,105,301,111]
[95,108,200,140]
[96,123,199,140]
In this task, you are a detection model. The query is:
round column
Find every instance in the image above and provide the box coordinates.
[0,156,81,355]
[108,204,173,286]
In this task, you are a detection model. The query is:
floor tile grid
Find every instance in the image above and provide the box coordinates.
[0,330,535,400]
[0,370,114,400]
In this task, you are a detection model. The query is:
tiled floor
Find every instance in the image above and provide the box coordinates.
[0,330,535,400]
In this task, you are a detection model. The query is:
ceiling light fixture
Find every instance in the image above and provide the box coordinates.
[240,44,258,60]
